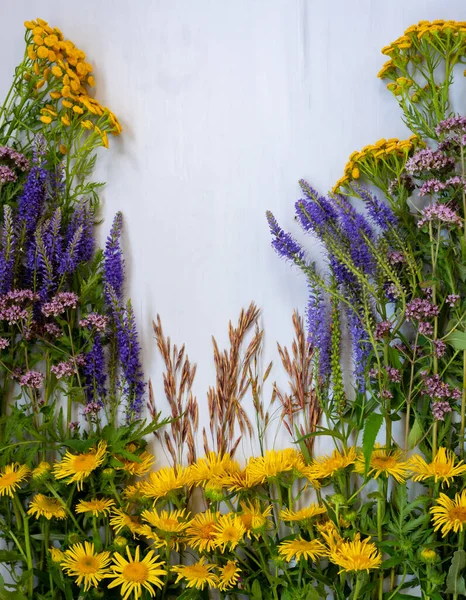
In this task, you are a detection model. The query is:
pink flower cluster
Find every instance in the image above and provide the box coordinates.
[0,290,39,325]
[418,176,465,197]
[405,298,439,321]
[417,203,462,228]
[42,292,78,317]
[422,373,461,400]
[79,313,108,332]
[375,320,392,339]
[51,359,77,379]
[0,337,10,349]
[406,148,455,174]
[19,370,44,388]
[83,402,101,415]
[432,400,452,421]
[387,251,405,264]
[447,294,460,307]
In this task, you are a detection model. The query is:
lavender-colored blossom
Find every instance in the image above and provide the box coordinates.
[406,148,455,174]
[432,400,452,421]
[58,224,84,275]
[266,211,305,263]
[0,146,29,171]
[422,374,453,399]
[0,337,9,349]
[385,282,402,301]
[405,298,439,321]
[83,402,101,416]
[0,165,17,183]
[447,294,460,307]
[63,206,94,267]
[306,284,331,379]
[419,321,434,336]
[418,203,462,228]
[83,334,107,403]
[19,370,44,388]
[41,292,78,317]
[386,366,401,383]
[51,359,78,379]
[419,176,465,197]
[104,212,124,303]
[433,340,447,358]
[436,115,466,136]
[387,251,405,265]
[375,320,392,340]
[388,174,415,196]
[379,389,393,400]
[44,322,62,337]
[358,187,398,230]
[79,313,108,332]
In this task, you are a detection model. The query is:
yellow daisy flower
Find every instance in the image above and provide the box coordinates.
[171,558,218,590]
[305,448,357,480]
[279,503,326,524]
[110,509,142,537]
[116,451,155,477]
[409,448,466,487]
[75,498,115,517]
[278,537,327,562]
[0,463,30,497]
[141,508,190,534]
[107,546,166,600]
[187,452,241,488]
[140,466,190,501]
[318,520,342,551]
[60,541,111,592]
[218,560,241,591]
[354,445,408,482]
[213,513,246,551]
[186,511,220,552]
[245,448,305,486]
[28,494,67,520]
[239,500,273,536]
[53,441,107,490]
[431,491,466,536]
[329,535,382,573]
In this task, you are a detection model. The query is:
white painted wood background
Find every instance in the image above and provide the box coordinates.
[2,0,465,463]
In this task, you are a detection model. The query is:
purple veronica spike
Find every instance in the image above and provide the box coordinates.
[358,187,397,230]
[58,225,83,275]
[266,211,304,263]
[18,166,48,234]
[65,207,94,265]
[107,285,145,421]
[0,206,15,294]
[84,334,107,404]
[307,284,331,379]
[335,195,375,275]
[104,212,124,302]
[348,306,371,394]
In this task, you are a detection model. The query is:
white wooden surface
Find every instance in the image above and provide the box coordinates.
[2,0,465,462]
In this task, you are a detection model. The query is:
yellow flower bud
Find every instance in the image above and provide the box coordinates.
[32,26,44,36]
[44,35,58,47]
[40,115,52,124]
[27,45,37,61]
[59,144,68,155]
[48,51,57,62]
[24,20,36,30]
[33,34,44,46]
[51,66,63,78]
[81,120,94,130]
[37,45,49,59]
[36,79,46,90]
[33,62,40,75]
[50,91,61,99]
[37,18,49,27]
[43,67,50,80]
[61,115,70,127]
[351,167,360,179]
[87,75,96,87]
[72,105,84,115]
[23,72,31,81]
[61,85,71,97]
[62,100,73,108]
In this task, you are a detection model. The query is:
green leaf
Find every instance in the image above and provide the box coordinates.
[446,550,466,595]
[407,417,424,449]
[251,579,263,600]
[445,331,466,350]
[362,412,383,475]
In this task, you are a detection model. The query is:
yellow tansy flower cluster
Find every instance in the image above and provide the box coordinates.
[333,136,424,194]
[23,18,121,148]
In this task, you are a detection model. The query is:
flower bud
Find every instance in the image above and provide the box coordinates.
[101,467,116,480]
[114,536,128,550]
[329,493,346,507]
